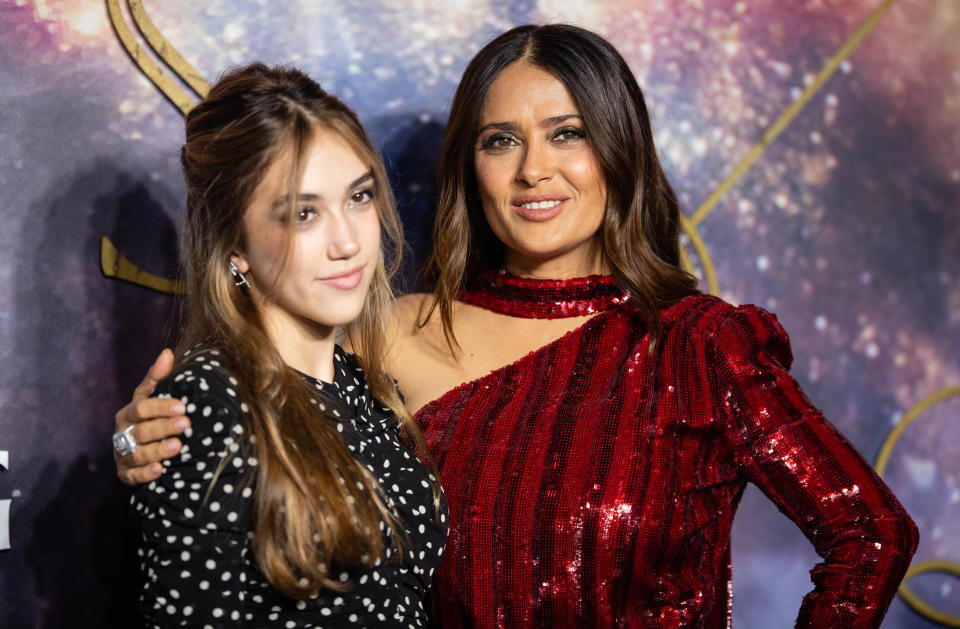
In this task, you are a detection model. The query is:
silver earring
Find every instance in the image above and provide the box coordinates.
[229,261,250,288]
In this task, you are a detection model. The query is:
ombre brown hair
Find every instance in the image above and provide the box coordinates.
[177,62,437,598]
[424,24,699,344]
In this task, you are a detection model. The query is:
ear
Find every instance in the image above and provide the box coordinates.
[230,252,250,274]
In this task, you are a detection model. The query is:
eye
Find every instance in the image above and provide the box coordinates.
[349,187,375,206]
[295,205,318,223]
[553,126,586,143]
[480,133,519,151]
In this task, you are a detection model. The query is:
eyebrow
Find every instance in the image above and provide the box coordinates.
[270,171,374,209]
[347,171,375,190]
[477,114,582,134]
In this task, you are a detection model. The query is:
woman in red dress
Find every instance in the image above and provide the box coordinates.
[115,24,917,628]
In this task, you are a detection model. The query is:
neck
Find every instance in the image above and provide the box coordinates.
[259,304,337,383]
[503,243,608,280]
[461,269,628,319]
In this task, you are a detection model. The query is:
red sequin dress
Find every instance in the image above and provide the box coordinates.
[417,271,917,628]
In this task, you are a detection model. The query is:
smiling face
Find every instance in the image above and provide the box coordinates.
[232,128,381,342]
[474,60,608,278]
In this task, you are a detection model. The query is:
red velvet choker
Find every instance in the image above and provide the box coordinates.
[459,269,630,319]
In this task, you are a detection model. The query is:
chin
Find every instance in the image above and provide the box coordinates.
[324,308,367,329]
[516,243,585,262]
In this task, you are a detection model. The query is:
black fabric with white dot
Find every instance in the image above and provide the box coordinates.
[133,345,448,628]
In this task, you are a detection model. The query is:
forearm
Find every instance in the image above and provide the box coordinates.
[796,511,918,627]
[743,416,918,626]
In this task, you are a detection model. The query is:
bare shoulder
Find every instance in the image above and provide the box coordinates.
[392,292,434,335]
[385,292,443,365]
[389,292,452,353]
[384,292,463,413]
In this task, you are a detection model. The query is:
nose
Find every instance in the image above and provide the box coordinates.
[516,138,553,186]
[327,213,361,260]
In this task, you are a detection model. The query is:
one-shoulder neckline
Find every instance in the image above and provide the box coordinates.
[413,309,612,420]
[412,293,711,420]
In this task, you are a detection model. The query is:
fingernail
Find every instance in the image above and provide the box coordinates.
[150,463,162,475]
[171,404,186,414]
[164,440,179,452]
[174,419,189,431]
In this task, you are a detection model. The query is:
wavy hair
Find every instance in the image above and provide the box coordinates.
[177,62,438,598]
[423,24,699,346]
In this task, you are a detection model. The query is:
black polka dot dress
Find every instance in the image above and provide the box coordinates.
[133,345,449,628]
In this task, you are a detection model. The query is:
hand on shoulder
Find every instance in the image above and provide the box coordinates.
[114,349,190,486]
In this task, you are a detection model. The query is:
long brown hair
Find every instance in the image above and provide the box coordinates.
[177,62,437,598]
[423,24,699,346]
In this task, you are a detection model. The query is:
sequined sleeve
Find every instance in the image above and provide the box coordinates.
[708,305,918,628]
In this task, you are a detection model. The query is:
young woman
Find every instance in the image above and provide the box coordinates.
[116,26,916,628]
[127,62,446,628]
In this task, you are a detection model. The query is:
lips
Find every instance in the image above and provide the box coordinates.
[512,194,568,222]
[317,265,364,290]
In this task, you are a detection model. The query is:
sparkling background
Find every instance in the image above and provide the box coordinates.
[0,0,957,626]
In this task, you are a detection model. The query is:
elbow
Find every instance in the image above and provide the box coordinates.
[893,501,920,559]
[873,507,920,576]
[902,510,920,561]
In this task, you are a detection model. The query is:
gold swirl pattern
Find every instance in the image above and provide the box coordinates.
[678,214,717,295]
[679,0,899,296]
[103,6,955,622]
[125,0,209,100]
[100,236,184,294]
[102,0,208,294]
[876,385,960,627]
[105,0,208,114]
[688,0,898,227]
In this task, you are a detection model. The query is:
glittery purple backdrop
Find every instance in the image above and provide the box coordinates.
[0,1,956,627]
